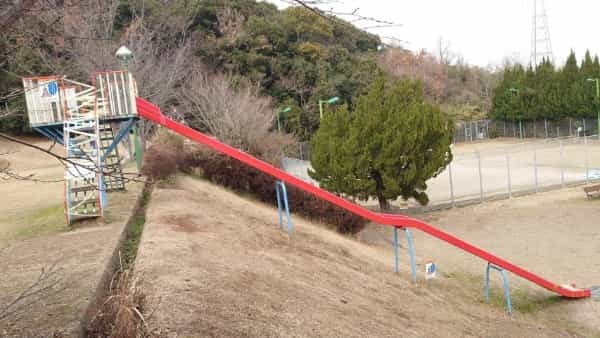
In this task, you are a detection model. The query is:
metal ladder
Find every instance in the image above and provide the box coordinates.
[99,123,125,192]
[64,125,102,223]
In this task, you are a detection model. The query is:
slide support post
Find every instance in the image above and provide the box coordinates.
[405,228,417,283]
[485,262,513,314]
[275,181,293,237]
[393,227,399,273]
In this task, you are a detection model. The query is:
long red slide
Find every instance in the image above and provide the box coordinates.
[136,97,591,299]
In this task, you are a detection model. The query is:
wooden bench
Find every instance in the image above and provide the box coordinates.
[584,184,600,199]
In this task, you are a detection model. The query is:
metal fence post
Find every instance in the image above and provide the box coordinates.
[585,135,589,183]
[560,139,565,187]
[503,121,506,137]
[506,150,512,198]
[519,120,523,139]
[545,119,548,138]
[448,162,455,207]
[583,119,587,137]
[569,118,572,136]
[477,151,484,203]
[534,146,539,192]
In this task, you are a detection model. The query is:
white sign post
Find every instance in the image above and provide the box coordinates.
[425,261,437,280]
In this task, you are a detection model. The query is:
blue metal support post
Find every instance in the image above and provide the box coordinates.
[392,227,417,283]
[99,174,107,208]
[405,228,417,283]
[485,262,513,314]
[101,118,137,161]
[33,125,64,145]
[393,227,399,273]
[275,181,293,236]
[133,123,143,171]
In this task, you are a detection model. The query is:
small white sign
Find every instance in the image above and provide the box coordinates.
[425,262,437,280]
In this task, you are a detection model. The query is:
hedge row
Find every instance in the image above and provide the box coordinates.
[143,141,366,234]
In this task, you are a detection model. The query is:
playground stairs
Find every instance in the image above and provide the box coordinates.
[65,131,102,221]
[99,122,125,192]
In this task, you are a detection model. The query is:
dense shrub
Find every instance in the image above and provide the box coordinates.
[190,148,366,234]
[141,131,194,180]
[143,131,366,233]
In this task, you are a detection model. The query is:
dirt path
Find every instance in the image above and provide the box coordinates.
[135,176,598,337]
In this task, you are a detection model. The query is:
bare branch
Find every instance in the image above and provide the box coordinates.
[287,0,402,32]
[0,261,63,322]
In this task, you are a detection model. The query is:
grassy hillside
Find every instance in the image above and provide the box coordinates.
[133,175,596,337]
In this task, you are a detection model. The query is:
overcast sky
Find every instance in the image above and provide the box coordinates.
[264,0,600,68]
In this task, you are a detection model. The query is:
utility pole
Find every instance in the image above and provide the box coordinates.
[531,0,554,66]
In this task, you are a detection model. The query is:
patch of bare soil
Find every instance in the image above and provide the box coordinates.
[161,214,202,233]
[134,176,597,337]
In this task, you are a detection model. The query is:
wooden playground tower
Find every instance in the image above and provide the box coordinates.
[22,61,140,224]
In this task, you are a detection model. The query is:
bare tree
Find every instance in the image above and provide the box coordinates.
[378,47,448,102]
[179,70,296,162]
[436,37,455,65]
[180,71,274,149]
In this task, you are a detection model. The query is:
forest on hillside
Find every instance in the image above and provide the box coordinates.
[1,0,498,139]
[491,51,600,122]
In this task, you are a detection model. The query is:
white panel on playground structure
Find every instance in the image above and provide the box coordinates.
[22,76,64,126]
[22,72,138,126]
[94,70,138,118]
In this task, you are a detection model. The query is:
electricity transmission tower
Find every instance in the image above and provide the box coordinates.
[531,0,554,66]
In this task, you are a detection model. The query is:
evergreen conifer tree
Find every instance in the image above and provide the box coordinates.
[309,76,453,210]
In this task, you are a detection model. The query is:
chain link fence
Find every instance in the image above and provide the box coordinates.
[428,135,600,208]
[294,118,600,160]
[283,135,600,210]
[453,118,600,143]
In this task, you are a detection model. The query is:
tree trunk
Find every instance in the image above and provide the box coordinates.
[372,170,390,211]
[377,193,390,211]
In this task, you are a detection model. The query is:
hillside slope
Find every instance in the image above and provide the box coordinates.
[134,175,595,337]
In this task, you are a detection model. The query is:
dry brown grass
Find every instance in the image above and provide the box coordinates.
[132,176,597,337]
[86,269,149,338]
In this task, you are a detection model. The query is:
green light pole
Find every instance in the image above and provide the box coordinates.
[277,106,291,133]
[319,96,340,119]
[586,78,600,138]
[115,46,143,170]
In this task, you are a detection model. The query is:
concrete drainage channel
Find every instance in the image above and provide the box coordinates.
[80,183,153,337]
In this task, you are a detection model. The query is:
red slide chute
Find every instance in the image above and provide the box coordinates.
[136,97,590,299]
